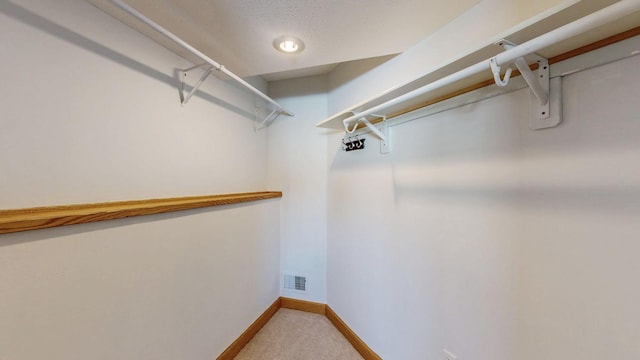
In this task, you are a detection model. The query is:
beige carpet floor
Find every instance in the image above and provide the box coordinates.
[234,308,364,360]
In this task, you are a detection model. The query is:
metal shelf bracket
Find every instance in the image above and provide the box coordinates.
[112,0,293,126]
[179,63,214,106]
[344,113,391,154]
[254,108,285,131]
[491,40,561,130]
[180,64,286,131]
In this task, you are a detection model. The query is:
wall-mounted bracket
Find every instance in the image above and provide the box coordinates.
[344,113,391,154]
[179,63,213,106]
[113,0,293,120]
[180,63,286,131]
[491,39,561,130]
[254,108,285,131]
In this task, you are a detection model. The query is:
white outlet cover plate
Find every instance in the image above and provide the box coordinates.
[443,349,458,360]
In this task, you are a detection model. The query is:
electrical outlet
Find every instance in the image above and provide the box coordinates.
[443,349,458,360]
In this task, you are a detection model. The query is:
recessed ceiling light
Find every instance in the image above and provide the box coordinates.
[273,36,305,54]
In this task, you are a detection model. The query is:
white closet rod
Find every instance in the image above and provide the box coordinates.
[111,0,294,117]
[340,0,640,130]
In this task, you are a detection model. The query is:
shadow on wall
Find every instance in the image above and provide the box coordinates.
[0,0,253,120]
[329,128,640,215]
[328,56,640,214]
[394,184,640,214]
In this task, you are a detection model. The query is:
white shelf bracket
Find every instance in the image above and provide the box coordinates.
[489,58,514,87]
[112,0,293,121]
[179,63,213,106]
[344,112,360,134]
[357,115,391,154]
[254,108,285,131]
[492,40,561,130]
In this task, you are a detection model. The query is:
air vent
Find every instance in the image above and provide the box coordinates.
[284,274,307,292]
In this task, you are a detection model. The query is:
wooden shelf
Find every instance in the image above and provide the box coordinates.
[0,191,282,235]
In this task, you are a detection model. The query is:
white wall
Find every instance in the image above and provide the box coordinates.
[3,1,638,359]
[0,1,279,359]
[326,47,640,360]
[267,76,328,303]
[0,0,270,206]
[0,203,280,360]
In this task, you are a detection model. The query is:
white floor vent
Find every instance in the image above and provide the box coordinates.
[283,274,307,293]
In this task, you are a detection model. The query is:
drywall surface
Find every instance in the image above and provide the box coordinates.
[327,0,578,113]
[0,0,270,208]
[0,1,279,359]
[326,52,640,359]
[268,76,329,303]
[0,202,280,360]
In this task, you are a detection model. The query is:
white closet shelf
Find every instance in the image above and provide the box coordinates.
[317,0,640,132]
[110,0,293,128]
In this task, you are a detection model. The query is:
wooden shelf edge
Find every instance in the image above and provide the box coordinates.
[0,191,282,235]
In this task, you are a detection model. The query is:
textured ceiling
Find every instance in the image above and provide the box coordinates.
[92,0,480,80]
